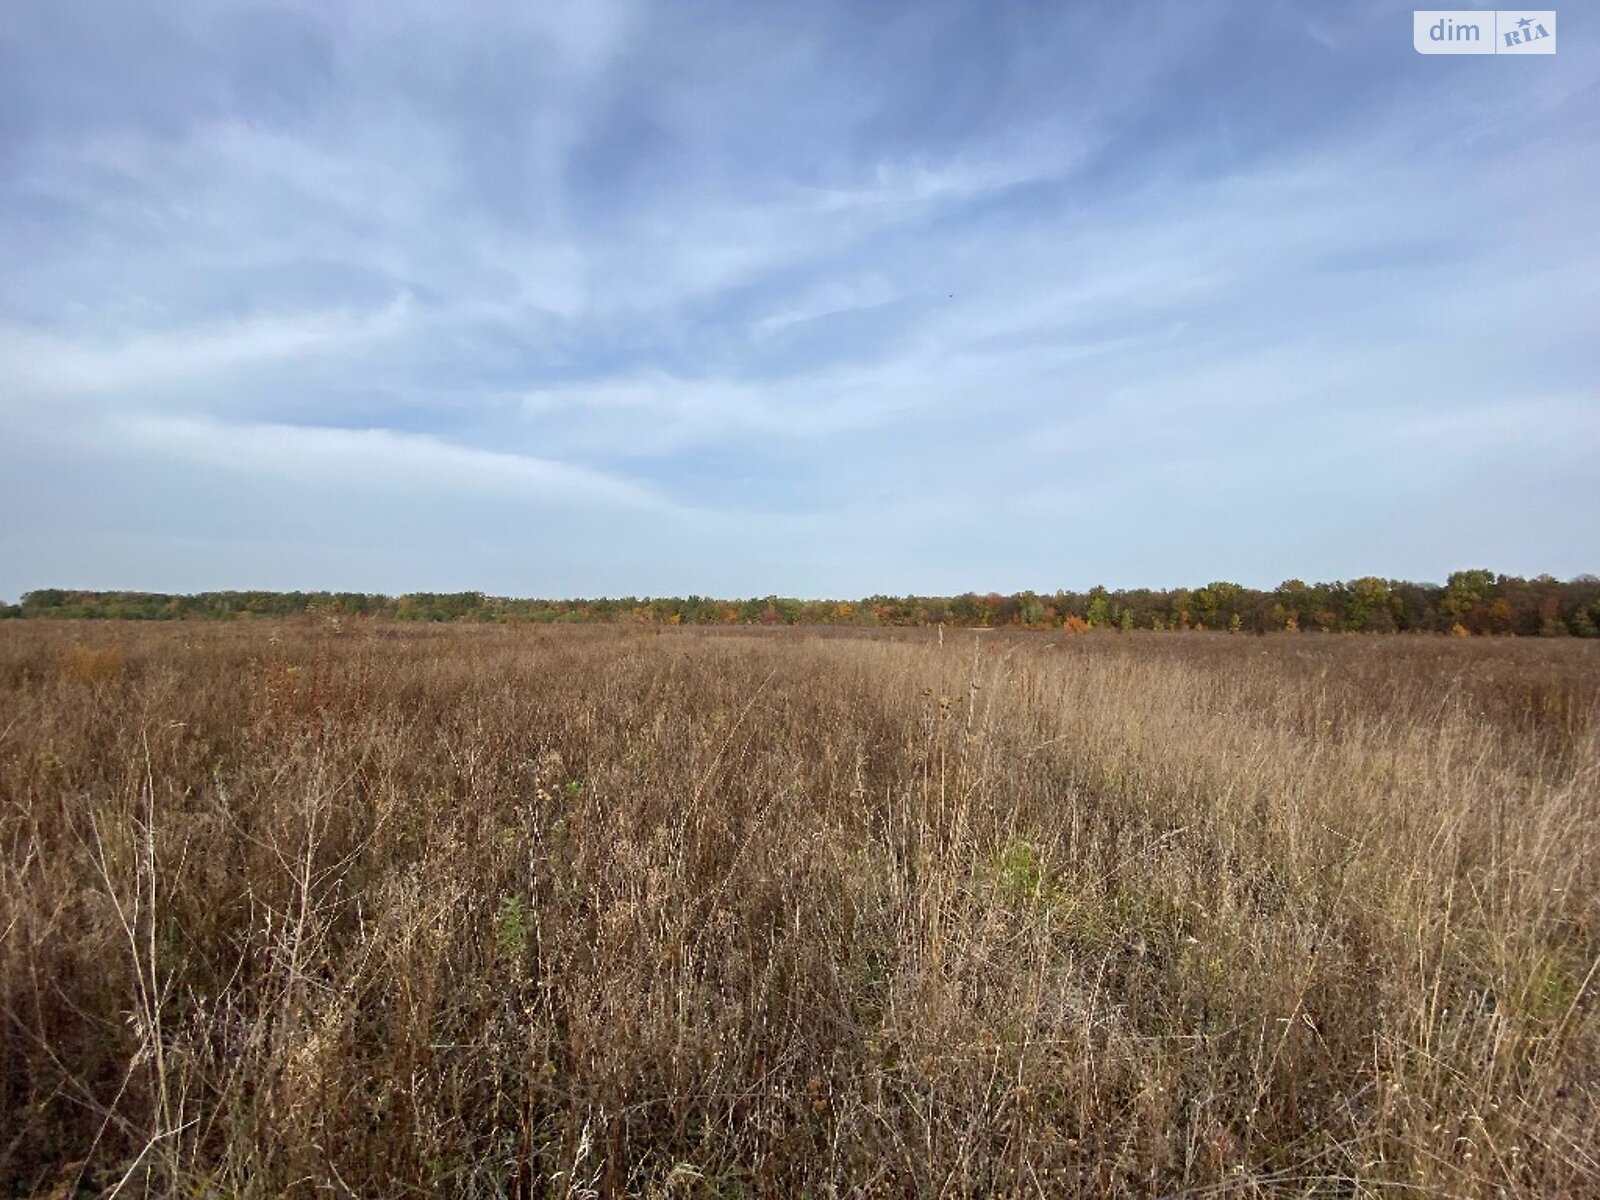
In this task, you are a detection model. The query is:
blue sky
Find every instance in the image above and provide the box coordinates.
[1,1,1596,599]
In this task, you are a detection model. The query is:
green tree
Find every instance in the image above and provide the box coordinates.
[1342,577,1395,632]
[1443,569,1495,632]
[1018,591,1046,627]
[1085,588,1112,628]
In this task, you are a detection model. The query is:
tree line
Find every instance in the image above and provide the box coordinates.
[5,571,1599,635]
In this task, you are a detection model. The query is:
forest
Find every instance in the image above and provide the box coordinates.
[8,569,1599,636]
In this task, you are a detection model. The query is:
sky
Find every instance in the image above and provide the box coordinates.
[1,0,1596,600]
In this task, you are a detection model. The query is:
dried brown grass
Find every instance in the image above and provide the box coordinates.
[1,622,1597,1196]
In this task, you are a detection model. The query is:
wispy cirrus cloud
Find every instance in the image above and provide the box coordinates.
[109,414,665,510]
[4,298,415,399]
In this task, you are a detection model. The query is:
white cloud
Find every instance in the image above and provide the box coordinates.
[1,298,414,398]
[107,414,667,509]
[751,276,899,336]
[1,0,1596,597]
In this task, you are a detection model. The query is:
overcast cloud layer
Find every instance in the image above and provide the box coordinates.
[2,1,1596,598]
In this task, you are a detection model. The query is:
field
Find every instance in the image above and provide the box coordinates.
[2,622,1597,1197]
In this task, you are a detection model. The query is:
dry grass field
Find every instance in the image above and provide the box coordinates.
[2,621,1597,1197]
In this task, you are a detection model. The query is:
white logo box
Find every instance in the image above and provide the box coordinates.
[1414,10,1556,54]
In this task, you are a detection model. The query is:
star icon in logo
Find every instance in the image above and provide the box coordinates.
[1517,16,1534,30]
